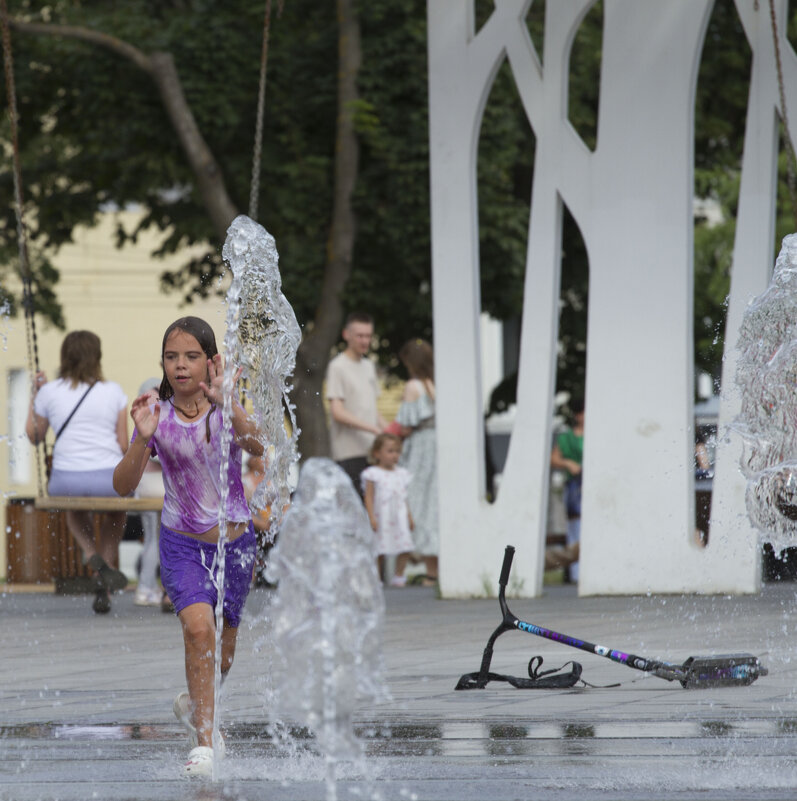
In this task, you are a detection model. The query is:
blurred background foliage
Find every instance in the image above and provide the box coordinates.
[0,0,792,411]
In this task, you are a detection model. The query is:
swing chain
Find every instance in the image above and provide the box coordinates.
[249,0,284,221]
[1,0,46,497]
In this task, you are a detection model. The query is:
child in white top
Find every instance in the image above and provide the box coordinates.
[25,330,129,615]
[361,433,414,587]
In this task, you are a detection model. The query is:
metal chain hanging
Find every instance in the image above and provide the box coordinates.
[1,0,46,497]
[249,0,284,221]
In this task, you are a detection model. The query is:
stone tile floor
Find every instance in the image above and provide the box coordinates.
[2,577,796,800]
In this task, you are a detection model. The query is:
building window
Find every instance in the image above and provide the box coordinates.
[8,369,31,485]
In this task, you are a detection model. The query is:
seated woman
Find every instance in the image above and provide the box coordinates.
[26,330,129,614]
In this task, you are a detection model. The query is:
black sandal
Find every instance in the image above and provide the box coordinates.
[88,555,128,593]
[92,588,111,614]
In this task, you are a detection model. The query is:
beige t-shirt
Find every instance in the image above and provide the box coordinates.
[325,351,380,460]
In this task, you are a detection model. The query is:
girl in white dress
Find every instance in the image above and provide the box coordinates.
[361,433,414,586]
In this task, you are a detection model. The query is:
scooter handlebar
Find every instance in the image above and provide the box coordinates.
[499,545,515,588]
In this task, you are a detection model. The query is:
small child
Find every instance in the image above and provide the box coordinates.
[113,316,264,776]
[242,452,275,586]
[361,433,414,587]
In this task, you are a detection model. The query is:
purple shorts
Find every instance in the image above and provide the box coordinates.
[159,522,256,628]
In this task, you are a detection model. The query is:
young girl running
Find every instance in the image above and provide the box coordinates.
[361,433,414,587]
[113,317,264,777]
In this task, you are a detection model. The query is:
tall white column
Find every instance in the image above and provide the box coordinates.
[429,0,781,596]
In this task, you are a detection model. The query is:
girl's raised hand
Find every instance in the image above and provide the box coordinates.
[130,392,160,439]
[200,353,243,406]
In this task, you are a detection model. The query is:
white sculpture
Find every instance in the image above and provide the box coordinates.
[428,0,791,596]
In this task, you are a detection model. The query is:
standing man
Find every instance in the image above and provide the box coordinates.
[326,311,386,491]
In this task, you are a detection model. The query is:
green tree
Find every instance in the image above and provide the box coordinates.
[478,0,595,413]
[1,0,546,452]
[693,0,751,391]
[3,0,785,450]
[1,0,347,455]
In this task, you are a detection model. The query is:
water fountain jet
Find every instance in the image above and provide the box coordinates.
[211,214,301,779]
[266,457,388,799]
[733,232,797,553]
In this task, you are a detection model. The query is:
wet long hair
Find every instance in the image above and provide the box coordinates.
[59,331,104,388]
[158,316,218,400]
[159,316,219,441]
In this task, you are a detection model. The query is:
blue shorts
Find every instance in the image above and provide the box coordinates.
[48,468,118,496]
[159,522,256,628]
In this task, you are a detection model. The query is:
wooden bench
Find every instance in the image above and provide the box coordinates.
[7,497,161,593]
[34,496,163,512]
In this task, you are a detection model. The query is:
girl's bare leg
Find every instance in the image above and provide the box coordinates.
[98,511,126,567]
[423,555,438,580]
[64,510,97,559]
[395,551,410,578]
[179,603,240,749]
[65,510,125,566]
[180,603,215,747]
[221,624,239,677]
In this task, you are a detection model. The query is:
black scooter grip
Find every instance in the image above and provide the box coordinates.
[499,545,515,587]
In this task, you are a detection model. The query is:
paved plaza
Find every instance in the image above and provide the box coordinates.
[2,569,797,801]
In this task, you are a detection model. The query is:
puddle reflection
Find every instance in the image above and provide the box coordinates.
[4,718,797,762]
[485,724,528,756]
[701,721,733,737]
[562,723,596,739]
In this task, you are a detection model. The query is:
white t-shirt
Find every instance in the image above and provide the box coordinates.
[34,379,127,471]
[325,351,380,461]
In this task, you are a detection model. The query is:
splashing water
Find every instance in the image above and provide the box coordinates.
[266,457,389,800]
[733,233,797,551]
[211,214,302,778]
[221,214,302,538]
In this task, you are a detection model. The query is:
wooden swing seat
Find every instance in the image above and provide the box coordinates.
[34,496,163,512]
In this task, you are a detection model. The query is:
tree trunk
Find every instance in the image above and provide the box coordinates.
[294,0,362,459]
[149,52,238,240]
[12,13,363,460]
[9,20,238,242]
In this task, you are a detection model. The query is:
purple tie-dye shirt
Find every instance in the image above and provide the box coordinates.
[133,401,251,534]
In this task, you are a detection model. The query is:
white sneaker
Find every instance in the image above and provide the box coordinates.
[183,746,213,777]
[173,692,198,748]
[174,692,226,756]
[134,587,162,606]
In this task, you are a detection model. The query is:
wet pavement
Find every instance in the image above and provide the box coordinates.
[2,574,797,800]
